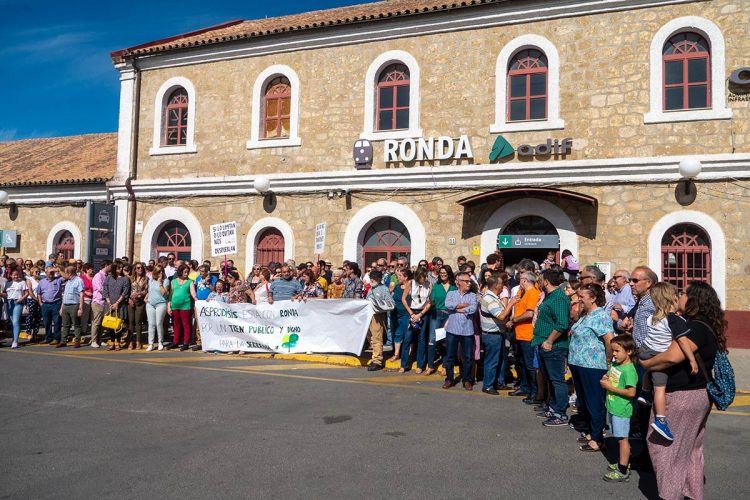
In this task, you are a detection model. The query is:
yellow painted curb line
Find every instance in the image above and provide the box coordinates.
[247,353,366,367]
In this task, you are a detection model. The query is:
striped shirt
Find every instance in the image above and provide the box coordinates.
[480,290,506,333]
[532,286,571,348]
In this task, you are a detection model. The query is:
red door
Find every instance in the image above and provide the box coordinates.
[55,230,75,260]
[661,223,711,294]
[256,228,284,266]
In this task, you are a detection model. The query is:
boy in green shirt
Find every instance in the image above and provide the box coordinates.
[600,334,638,482]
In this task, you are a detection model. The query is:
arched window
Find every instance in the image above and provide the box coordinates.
[362,217,411,268]
[55,230,75,260]
[376,64,410,131]
[507,49,548,122]
[256,228,285,266]
[156,221,192,261]
[661,223,711,294]
[163,88,188,146]
[263,76,291,139]
[663,32,710,111]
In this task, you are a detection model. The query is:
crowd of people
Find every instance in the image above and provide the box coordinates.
[0,248,728,496]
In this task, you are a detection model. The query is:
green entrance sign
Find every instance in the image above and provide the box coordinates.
[498,234,513,248]
[497,234,560,249]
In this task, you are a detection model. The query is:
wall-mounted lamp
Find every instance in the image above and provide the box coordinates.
[253,176,271,195]
[254,176,276,213]
[0,190,9,204]
[678,157,702,195]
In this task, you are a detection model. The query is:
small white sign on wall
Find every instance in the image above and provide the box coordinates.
[135,221,143,234]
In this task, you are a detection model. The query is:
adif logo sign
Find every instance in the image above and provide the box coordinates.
[489,136,573,161]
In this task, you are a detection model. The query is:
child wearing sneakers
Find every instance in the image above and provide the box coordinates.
[600,334,638,482]
[638,282,697,441]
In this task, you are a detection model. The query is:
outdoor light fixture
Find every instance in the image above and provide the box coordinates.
[253,176,271,194]
[0,190,8,204]
[678,157,702,195]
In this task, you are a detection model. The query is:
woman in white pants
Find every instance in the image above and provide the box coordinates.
[144,265,170,351]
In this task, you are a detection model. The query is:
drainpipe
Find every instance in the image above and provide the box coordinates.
[125,58,141,262]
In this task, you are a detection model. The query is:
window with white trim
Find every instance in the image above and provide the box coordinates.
[490,35,563,133]
[247,65,301,149]
[644,16,731,124]
[361,50,422,141]
[149,76,197,156]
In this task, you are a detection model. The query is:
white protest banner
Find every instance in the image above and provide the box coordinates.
[314,222,326,256]
[196,299,373,354]
[210,221,237,257]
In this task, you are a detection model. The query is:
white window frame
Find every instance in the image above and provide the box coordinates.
[644,16,731,124]
[247,65,302,149]
[490,34,564,133]
[360,50,422,141]
[149,76,198,156]
[647,210,725,305]
[46,221,83,260]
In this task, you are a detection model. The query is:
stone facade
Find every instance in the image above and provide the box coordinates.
[134,0,749,180]
[0,205,88,261]
[133,178,749,310]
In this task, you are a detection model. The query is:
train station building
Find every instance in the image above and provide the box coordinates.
[1,0,749,342]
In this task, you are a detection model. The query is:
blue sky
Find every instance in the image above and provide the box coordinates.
[0,0,368,141]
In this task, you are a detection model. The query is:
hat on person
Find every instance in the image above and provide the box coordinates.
[324,260,332,266]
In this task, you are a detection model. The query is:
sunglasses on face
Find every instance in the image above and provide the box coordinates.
[630,278,642,283]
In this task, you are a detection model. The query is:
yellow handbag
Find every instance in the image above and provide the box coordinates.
[102,310,123,332]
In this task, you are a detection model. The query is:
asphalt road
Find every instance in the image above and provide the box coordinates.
[1,346,748,500]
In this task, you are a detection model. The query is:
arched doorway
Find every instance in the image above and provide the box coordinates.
[256,228,285,266]
[362,217,411,268]
[155,221,192,261]
[661,223,711,294]
[500,215,559,267]
[55,230,75,260]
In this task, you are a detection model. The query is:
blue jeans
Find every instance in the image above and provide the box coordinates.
[410,310,430,370]
[570,364,607,442]
[444,332,473,384]
[539,346,569,418]
[7,299,24,344]
[517,340,537,397]
[394,312,408,345]
[426,310,448,370]
[481,332,504,389]
[385,309,394,346]
[41,300,62,342]
[401,313,426,369]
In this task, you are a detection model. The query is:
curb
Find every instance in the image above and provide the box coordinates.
[248,353,367,367]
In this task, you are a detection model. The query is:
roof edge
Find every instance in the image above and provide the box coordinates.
[111,19,245,60]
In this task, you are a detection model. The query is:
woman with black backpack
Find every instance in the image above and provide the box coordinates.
[641,281,731,500]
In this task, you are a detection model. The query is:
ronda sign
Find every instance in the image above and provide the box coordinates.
[384,135,474,162]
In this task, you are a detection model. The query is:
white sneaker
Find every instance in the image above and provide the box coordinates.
[158,343,164,351]
[11,342,18,349]
[90,342,100,348]
[146,344,154,352]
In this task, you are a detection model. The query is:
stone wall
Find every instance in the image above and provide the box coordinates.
[132,178,750,310]
[134,0,749,180]
[0,205,87,261]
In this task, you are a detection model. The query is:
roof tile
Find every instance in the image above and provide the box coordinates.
[112,0,506,60]
[0,133,117,187]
